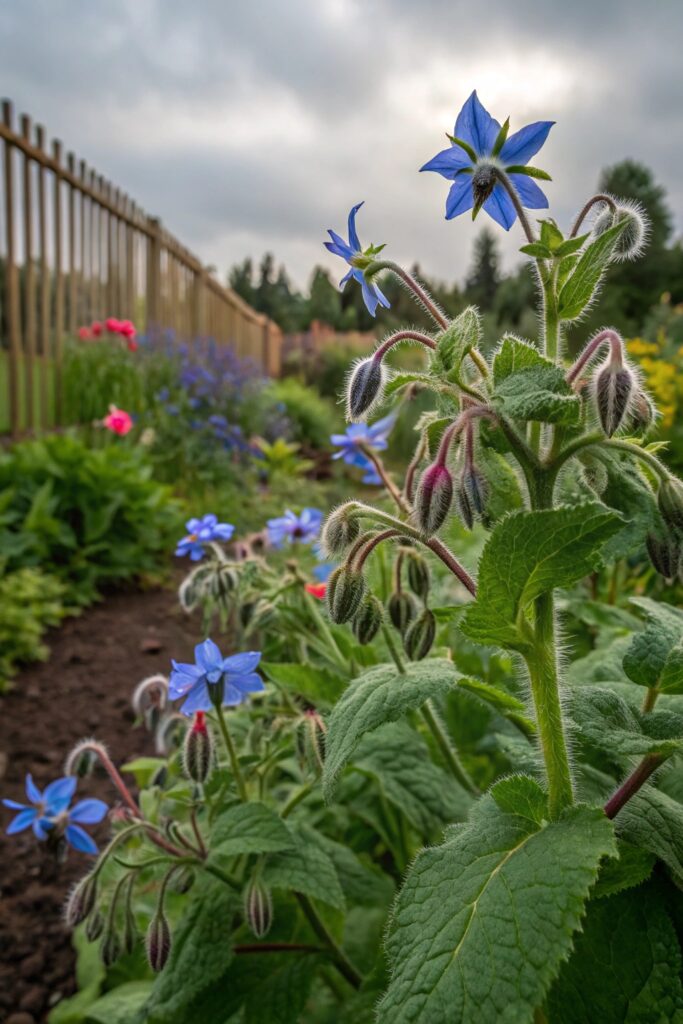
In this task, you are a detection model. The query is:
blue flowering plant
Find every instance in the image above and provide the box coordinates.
[3,774,107,855]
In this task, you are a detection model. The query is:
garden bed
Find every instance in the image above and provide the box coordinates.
[0,582,196,1024]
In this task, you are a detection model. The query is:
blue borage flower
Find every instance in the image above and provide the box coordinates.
[324,203,390,317]
[331,413,396,484]
[176,514,235,561]
[267,508,323,548]
[170,639,264,715]
[421,90,554,230]
[2,774,107,854]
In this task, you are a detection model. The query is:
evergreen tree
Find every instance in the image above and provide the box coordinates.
[465,229,500,311]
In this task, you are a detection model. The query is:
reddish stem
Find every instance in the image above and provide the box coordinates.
[426,537,477,597]
[604,754,663,820]
[234,943,325,955]
[354,529,401,572]
[570,193,617,238]
[373,329,437,361]
[566,329,624,385]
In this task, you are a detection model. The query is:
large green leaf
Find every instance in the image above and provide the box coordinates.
[323,659,459,800]
[262,823,345,910]
[623,598,683,693]
[546,885,683,1022]
[569,686,683,759]
[209,802,294,860]
[85,983,154,1024]
[378,785,615,1024]
[462,505,623,650]
[493,364,581,425]
[615,788,683,887]
[143,876,238,1024]
[261,661,346,706]
[492,336,544,383]
[557,219,629,320]
[317,833,394,906]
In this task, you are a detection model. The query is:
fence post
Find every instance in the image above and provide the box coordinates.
[53,139,65,424]
[2,100,21,437]
[191,266,207,339]
[146,216,162,332]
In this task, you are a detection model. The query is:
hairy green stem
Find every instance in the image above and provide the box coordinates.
[421,700,479,796]
[382,625,407,673]
[215,704,248,802]
[302,589,347,670]
[296,893,363,990]
[281,780,314,819]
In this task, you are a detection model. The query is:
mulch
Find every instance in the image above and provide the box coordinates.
[0,583,199,1024]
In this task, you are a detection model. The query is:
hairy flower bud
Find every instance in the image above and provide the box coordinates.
[646,531,681,580]
[146,911,172,973]
[100,927,121,967]
[65,873,98,928]
[123,905,137,955]
[244,877,274,939]
[326,566,366,624]
[406,552,430,599]
[210,564,239,601]
[414,463,453,536]
[183,711,213,783]
[629,389,656,434]
[346,357,386,422]
[595,362,634,436]
[593,199,649,262]
[404,608,436,661]
[388,591,417,635]
[658,478,683,535]
[296,708,327,775]
[321,505,361,558]
[85,910,105,942]
[457,465,489,529]
[353,593,384,645]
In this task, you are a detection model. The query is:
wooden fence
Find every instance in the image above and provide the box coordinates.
[0,99,283,437]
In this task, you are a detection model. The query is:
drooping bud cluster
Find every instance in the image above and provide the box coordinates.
[388,591,417,635]
[244,877,274,939]
[404,609,436,661]
[353,593,384,645]
[414,463,453,536]
[182,711,214,784]
[592,197,650,262]
[346,356,387,422]
[406,551,430,600]
[326,566,366,624]
[100,926,121,967]
[146,910,172,973]
[321,504,361,558]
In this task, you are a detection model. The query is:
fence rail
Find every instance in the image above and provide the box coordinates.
[0,98,283,437]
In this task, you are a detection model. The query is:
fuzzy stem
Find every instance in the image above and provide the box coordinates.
[605,438,670,483]
[302,589,347,669]
[359,445,412,514]
[365,260,448,329]
[296,893,363,990]
[214,704,248,802]
[373,329,437,360]
[468,348,490,378]
[493,170,536,245]
[354,529,401,573]
[281,780,315,819]
[382,625,407,674]
[421,700,479,795]
[566,328,624,385]
[604,754,664,820]
[425,537,477,596]
[404,437,426,503]
[67,741,140,819]
[570,194,617,238]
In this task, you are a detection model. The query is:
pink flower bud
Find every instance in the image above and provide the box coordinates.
[414,463,453,536]
[183,711,213,783]
[594,363,634,437]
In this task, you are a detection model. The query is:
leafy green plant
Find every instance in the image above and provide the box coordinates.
[266,377,342,449]
[254,438,314,478]
[0,568,68,689]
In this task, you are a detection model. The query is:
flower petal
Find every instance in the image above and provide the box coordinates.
[7,808,37,834]
[445,178,474,220]
[420,146,471,178]
[69,798,108,824]
[454,90,500,156]
[180,680,212,716]
[223,683,244,706]
[2,798,28,810]
[25,774,42,804]
[231,673,266,695]
[43,776,77,809]
[65,824,99,855]
[34,817,51,840]
[501,121,554,166]
[347,202,363,252]
[222,651,261,675]
[483,183,517,230]
[507,173,549,210]
[195,638,223,672]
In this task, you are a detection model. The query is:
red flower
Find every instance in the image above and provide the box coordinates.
[105,317,122,333]
[91,321,103,337]
[103,405,133,436]
[127,339,139,353]
[305,583,326,600]
[119,320,137,339]
[77,326,92,341]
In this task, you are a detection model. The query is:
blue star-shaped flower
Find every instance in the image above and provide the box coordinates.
[324,203,390,317]
[169,639,264,715]
[421,90,554,230]
[331,413,395,465]
[175,514,235,561]
[266,508,323,548]
[2,774,108,854]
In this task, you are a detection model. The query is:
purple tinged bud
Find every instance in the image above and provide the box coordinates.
[353,593,384,645]
[460,466,488,523]
[146,911,172,973]
[404,608,436,661]
[183,711,213,784]
[646,532,681,580]
[326,566,366,624]
[65,873,98,928]
[346,357,386,422]
[595,362,634,436]
[244,878,274,939]
[658,478,683,535]
[388,591,418,635]
[629,389,655,434]
[414,463,453,536]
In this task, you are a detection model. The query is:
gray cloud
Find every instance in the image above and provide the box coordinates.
[1,0,681,291]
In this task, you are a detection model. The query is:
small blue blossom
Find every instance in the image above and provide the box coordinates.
[324,203,390,317]
[176,514,235,561]
[267,508,323,548]
[2,774,107,854]
[421,90,554,230]
[331,413,396,466]
[170,639,264,715]
[313,561,336,583]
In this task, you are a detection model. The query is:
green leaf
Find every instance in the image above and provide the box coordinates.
[418,413,454,459]
[262,823,345,910]
[557,219,629,320]
[317,833,395,906]
[243,955,318,1024]
[384,370,441,399]
[323,659,459,800]
[457,676,535,734]
[592,840,656,899]
[506,164,552,180]
[446,133,478,163]
[490,774,548,824]
[210,802,295,859]
[462,505,623,650]
[553,233,589,257]
[433,306,482,381]
[623,598,683,692]
[491,117,510,157]
[261,661,346,706]
[546,885,683,1023]
[569,685,683,759]
[492,336,545,384]
[378,787,616,1024]
[120,757,167,788]
[519,242,553,259]
[144,876,238,1024]
[615,788,683,887]
[493,364,581,425]
[354,722,473,833]
[84,982,154,1024]
[539,218,564,250]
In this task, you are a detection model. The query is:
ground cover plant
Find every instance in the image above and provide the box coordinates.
[4,90,683,1024]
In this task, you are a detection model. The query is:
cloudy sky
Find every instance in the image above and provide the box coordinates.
[2,0,681,292]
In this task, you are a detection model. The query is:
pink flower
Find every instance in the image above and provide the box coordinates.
[119,320,136,339]
[91,321,103,337]
[305,582,326,600]
[105,317,122,333]
[103,405,133,436]
[77,326,92,341]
